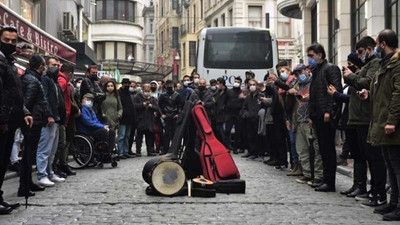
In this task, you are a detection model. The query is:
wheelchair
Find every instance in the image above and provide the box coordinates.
[68,133,118,169]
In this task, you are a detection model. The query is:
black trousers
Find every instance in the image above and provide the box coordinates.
[314,118,337,187]
[240,118,248,150]
[246,118,258,156]
[88,128,115,154]
[345,128,368,190]
[356,125,386,196]
[224,114,242,150]
[162,118,176,153]
[266,123,288,166]
[136,130,154,153]
[19,125,42,191]
[0,126,17,202]
[128,122,137,153]
[382,146,400,207]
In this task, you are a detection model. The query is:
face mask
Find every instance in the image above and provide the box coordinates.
[233,83,240,88]
[374,46,382,58]
[280,73,289,81]
[298,74,309,84]
[85,100,93,108]
[249,86,257,93]
[308,58,318,68]
[151,86,157,92]
[166,86,173,92]
[0,42,16,57]
[107,87,114,92]
[90,73,98,81]
[76,83,81,89]
[194,78,200,84]
[198,85,206,91]
[48,67,59,79]
[210,86,217,91]
[360,52,370,64]
[183,81,191,87]
[129,87,135,92]
[136,87,142,92]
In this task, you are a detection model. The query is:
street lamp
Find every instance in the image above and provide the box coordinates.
[174,52,180,83]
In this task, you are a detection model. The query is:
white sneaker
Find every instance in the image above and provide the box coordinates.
[49,175,65,183]
[38,177,55,187]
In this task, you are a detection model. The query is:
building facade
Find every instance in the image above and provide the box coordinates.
[143,2,155,64]
[278,0,400,67]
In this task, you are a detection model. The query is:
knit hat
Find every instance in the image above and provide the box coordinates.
[347,52,364,69]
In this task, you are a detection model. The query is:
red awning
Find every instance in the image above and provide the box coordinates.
[0,3,76,64]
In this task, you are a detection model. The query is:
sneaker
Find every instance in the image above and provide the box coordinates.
[383,208,400,221]
[307,179,324,188]
[361,195,387,208]
[37,177,55,187]
[296,176,313,184]
[49,175,65,183]
[274,164,288,170]
[355,191,372,201]
[374,203,397,215]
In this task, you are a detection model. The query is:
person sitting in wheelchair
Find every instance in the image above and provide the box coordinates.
[76,93,115,159]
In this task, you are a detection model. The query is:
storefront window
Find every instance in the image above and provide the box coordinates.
[386,0,400,42]
[21,0,33,23]
[328,0,338,64]
[351,0,368,50]
[96,0,135,22]
[248,6,262,28]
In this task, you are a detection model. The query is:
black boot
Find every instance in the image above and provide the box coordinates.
[0,205,12,215]
[59,165,76,176]
[340,185,356,195]
[0,201,20,209]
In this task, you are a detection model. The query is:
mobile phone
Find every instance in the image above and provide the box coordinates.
[295,94,303,100]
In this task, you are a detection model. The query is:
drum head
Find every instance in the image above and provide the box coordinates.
[151,161,186,196]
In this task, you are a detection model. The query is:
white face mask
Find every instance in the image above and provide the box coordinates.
[210,86,217,91]
[85,100,93,108]
[183,81,191,87]
[249,86,257,92]
[194,78,200,84]
[76,83,81,89]
[129,87,135,93]
[136,87,142,92]
[233,83,240,88]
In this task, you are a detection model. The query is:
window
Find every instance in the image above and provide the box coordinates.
[183,43,186,68]
[172,0,178,10]
[150,19,154,34]
[221,14,225,27]
[214,18,218,27]
[106,0,114,19]
[95,42,105,60]
[200,0,203,19]
[21,0,33,23]
[193,5,196,32]
[228,9,233,26]
[351,0,368,50]
[96,0,135,22]
[161,0,164,17]
[189,41,196,66]
[311,3,317,44]
[149,46,154,63]
[95,41,136,60]
[172,27,179,49]
[328,0,338,64]
[82,20,89,42]
[277,12,291,38]
[386,0,400,42]
[248,6,262,28]
[161,31,164,53]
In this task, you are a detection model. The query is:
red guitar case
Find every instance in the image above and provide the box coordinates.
[191,104,240,181]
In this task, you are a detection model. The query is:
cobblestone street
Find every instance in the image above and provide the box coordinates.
[0,153,392,225]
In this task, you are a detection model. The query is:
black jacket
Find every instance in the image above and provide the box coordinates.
[242,91,265,120]
[133,92,159,132]
[309,60,343,120]
[21,69,50,126]
[118,87,135,125]
[159,91,181,119]
[214,88,228,123]
[80,77,106,115]
[226,87,244,115]
[0,55,30,127]
[262,85,284,116]
[41,72,65,124]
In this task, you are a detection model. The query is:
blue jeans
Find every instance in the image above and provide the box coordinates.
[288,118,299,164]
[117,124,131,156]
[37,123,59,180]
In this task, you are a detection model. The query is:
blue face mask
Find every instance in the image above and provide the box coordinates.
[308,58,318,68]
[374,47,381,59]
[280,73,289,81]
[298,74,309,84]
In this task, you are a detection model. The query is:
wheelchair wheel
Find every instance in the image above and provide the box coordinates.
[68,134,94,169]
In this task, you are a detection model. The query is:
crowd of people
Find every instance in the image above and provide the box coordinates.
[0,25,399,221]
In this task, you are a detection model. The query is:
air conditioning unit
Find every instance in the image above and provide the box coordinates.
[62,12,74,36]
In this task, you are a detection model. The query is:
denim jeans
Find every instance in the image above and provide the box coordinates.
[117,124,131,156]
[37,123,59,180]
[288,118,299,164]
